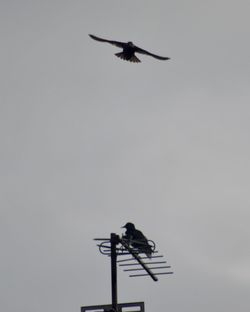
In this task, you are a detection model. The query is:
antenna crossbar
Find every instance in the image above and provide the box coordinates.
[124,266,171,272]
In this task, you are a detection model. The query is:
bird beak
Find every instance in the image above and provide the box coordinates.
[121,225,125,228]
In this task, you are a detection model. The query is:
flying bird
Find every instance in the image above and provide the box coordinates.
[89,34,170,63]
[122,222,153,257]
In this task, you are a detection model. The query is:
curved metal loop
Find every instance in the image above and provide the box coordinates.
[97,238,156,256]
[99,241,112,255]
[98,241,134,256]
[121,238,156,252]
[148,239,156,252]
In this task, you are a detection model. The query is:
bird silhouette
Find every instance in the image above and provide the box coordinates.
[89,34,170,63]
[122,222,153,257]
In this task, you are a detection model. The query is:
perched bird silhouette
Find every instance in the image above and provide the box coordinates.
[89,34,170,63]
[122,222,153,257]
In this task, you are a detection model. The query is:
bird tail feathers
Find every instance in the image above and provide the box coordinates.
[115,52,141,63]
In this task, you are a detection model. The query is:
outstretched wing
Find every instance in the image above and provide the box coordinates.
[134,45,170,60]
[89,34,125,48]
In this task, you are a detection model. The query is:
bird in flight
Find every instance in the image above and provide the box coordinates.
[122,222,153,257]
[89,34,170,63]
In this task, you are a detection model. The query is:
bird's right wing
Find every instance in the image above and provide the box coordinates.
[134,45,170,60]
[89,34,125,48]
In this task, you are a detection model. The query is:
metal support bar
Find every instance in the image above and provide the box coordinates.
[119,239,158,282]
[119,261,166,266]
[124,266,171,271]
[81,302,145,312]
[111,233,120,312]
[130,272,173,277]
[117,255,163,263]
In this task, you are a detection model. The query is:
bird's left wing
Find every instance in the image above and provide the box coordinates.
[89,34,125,48]
[134,45,170,60]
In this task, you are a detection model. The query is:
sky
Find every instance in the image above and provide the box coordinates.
[1,1,250,312]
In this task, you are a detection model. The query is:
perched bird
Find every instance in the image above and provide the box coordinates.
[89,34,170,63]
[122,222,153,257]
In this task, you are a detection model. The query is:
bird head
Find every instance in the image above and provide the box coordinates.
[127,41,134,47]
[122,222,135,230]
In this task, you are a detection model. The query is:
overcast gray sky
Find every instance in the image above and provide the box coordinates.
[1,1,250,312]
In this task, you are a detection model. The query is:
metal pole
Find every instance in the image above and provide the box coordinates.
[110,233,119,312]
